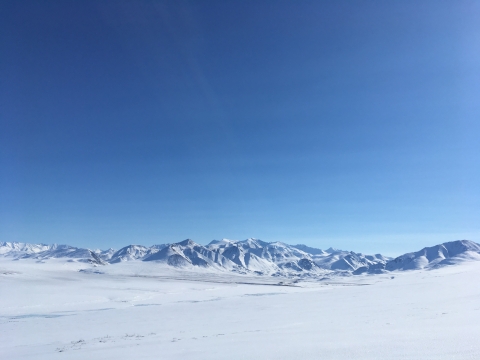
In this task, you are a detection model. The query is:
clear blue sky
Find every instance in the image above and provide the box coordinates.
[1,1,479,255]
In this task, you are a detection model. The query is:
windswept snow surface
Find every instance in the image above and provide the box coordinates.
[1,257,480,359]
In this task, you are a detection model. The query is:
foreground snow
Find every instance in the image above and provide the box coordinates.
[1,258,479,359]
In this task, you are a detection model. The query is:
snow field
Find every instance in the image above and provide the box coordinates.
[1,258,479,359]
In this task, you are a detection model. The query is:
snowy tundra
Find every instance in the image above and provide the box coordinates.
[1,240,480,359]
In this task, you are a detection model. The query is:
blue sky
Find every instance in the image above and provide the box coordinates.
[1,1,479,255]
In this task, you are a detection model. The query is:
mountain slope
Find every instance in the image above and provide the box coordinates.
[109,245,150,263]
[0,242,51,256]
[143,239,241,271]
[385,240,480,271]
[0,242,105,265]
[27,244,106,265]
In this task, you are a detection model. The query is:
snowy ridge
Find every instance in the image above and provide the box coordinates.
[385,240,480,271]
[109,244,167,263]
[205,239,328,275]
[1,239,479,276]
[144,239,242,271]
[0,241,51,256]
[24,244,106,265]
[0,242,105,264]
[93,248,116,261]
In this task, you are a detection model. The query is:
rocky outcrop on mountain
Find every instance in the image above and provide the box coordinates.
[143,239,241,270]
[94,248,116,261]
[142,238,389,276]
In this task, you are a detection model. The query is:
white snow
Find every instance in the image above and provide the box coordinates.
[1,256,480,359]
[386,240,480,271]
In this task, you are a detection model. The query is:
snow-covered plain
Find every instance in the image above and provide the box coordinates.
[1,256,480,359]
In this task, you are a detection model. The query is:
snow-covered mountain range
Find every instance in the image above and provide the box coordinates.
[384,240,480,271]
[1,239,479,276]
[0,242,108,265]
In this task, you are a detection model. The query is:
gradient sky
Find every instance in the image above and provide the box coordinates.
[1,1,479,255]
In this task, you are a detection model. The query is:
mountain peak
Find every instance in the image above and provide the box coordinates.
[208,239,235,246]
[177,239,196,247]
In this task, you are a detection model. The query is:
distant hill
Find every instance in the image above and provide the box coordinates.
[385,240,480,271]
